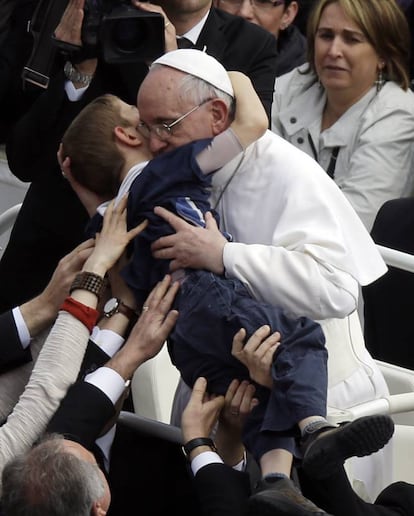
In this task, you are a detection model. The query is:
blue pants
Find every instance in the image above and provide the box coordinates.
[169,270,327,460]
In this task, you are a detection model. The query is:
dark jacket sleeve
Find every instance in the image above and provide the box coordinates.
[193,463,251,516]
[46,381,115,449]
[0,310,32,372]
[6,59,144,183]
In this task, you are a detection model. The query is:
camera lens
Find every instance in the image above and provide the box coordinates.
[110,19,148,52]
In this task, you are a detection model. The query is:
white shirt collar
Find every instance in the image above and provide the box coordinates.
[96,161,148,217]
[179,9,210,46]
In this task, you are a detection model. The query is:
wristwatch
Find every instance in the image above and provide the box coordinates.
[182,437,217,460]
[64,61,94,87]
[103,297,137,320]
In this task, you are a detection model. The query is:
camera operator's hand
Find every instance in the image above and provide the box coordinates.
[54,0,84,47]
[54,0,98,82]
[132,1,178,52]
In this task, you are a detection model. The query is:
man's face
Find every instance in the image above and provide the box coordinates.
[137,67,221,155]
[154,0,212,16]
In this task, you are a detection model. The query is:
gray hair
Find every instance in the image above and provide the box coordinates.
[151,63,235,118]
[1,434,106,516]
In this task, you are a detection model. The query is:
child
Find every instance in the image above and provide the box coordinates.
[61,51,392,515]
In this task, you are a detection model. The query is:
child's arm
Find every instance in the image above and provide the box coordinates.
[196,72,269,175]
[228,71,269,149]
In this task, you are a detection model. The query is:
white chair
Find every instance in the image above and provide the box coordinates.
[0,203,22,259]
[130,343,180,424]
[376,244,414,274]
[327,244,414,487]
[0,203,21,237]
[130,243,414,486]
[118,409,183,444]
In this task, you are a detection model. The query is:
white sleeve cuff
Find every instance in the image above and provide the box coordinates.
[232,450,247,472]
[65,80,89,101]
[85,366,127,405]
[191,451,223,476]
[90,327,125,357]
[12,306,31,349]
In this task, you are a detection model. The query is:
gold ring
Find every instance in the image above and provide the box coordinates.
[142,305,149,312]
[164,21,170,28]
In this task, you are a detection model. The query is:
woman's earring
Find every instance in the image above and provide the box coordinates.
[375,67,385,92]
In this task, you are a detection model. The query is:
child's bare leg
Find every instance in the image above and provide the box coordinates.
[259,448,293,477]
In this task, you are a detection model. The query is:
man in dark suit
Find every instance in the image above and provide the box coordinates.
[1,298,202,516]
[0,0,277,313]
[0,237,93,375]
[363,197,414,369]
[0,0,44,144]
[3,330,411,516]
[180,373,414,516]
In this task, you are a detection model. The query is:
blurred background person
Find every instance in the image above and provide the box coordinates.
[397,0,414,89]
[214,0,307,76]
[271,0,414,232]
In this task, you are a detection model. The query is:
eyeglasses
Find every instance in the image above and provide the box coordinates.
[219,0,285,10]
[137,98,212,142]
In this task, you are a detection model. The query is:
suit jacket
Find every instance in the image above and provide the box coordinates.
[194,463,251,516]
[0,310,31,373]
[0,0,43,144]
[1,7,277,313]
[363,197,414,369]
[46,380,202,516]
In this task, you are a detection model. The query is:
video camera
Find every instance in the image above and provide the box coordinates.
[23,0,165,89]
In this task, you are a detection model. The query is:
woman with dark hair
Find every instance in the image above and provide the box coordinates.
[214,0,307,76]
[272,0,414,232]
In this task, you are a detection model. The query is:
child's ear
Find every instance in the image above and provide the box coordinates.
[114,125,143,147]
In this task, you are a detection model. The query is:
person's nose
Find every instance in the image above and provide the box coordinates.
[149,134,169,154]
[327,36,343,58]
[238,0,254,19]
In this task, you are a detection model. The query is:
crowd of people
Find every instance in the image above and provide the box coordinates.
[1,0,414,515]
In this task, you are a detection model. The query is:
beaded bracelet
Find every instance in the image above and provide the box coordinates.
[61,297,100,333]
[70,271,105,300]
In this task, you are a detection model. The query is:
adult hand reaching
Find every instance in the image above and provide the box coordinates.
[232,326,280,389]
[215,379,258,466]
[54,0,97,80]
[181,377,225,453]
[106,274,180,379]
[83,194,147,278]
[151,207,227,274]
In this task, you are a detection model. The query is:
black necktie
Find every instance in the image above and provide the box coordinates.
[176,37,194,49]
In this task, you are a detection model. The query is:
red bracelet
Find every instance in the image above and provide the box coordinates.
[60,297,100,333]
